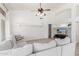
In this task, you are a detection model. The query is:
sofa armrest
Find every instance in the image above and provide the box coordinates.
[0,44,33,56]
[0,40,13,51]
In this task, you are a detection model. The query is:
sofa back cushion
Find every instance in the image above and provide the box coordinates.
[0,44,33,56]
[33,40,56,52]
[0,40,13,51]
[55,37,70,46]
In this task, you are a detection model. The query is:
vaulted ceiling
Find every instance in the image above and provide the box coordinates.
[5,3,67,11]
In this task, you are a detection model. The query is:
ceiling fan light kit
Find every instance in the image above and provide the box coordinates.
[36,12,46,16]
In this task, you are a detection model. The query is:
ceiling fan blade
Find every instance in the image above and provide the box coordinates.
[31,8,40,12]
[44,9,51,11]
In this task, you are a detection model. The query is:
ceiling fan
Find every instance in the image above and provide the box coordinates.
[35,3,51,16]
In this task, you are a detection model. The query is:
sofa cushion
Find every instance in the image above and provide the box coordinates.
[35,46,61,56]
[61,42,76,56]
[33,40,56,52]
[0,44,33,56]
[0,40,13,51]
[0,49,12,56]
[55,37,70,46]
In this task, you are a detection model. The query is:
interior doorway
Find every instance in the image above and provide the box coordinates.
[48,24,52,38]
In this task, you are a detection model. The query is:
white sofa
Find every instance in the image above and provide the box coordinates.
[34,42,76,56]
[0,37,76,56]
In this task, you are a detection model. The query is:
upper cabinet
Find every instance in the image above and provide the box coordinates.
[55,8,72,24]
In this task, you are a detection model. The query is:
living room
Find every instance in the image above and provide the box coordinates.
[0,3,78,56]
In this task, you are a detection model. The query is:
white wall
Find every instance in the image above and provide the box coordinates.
[8,11,55,41]
[8,4,74,41]
[8,4,78,41]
